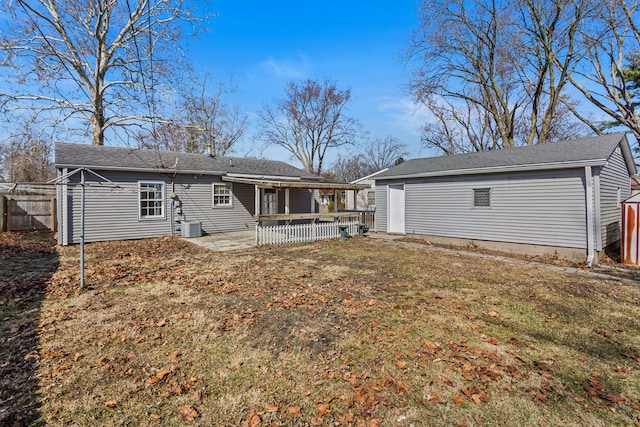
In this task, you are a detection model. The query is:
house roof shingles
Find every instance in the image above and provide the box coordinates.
[55,142,319,180]
[376,133,636,180]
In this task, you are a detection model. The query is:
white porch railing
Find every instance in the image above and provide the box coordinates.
[256,220,360,245]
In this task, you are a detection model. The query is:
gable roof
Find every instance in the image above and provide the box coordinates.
[375,133,637,180]
[54,143,319,180]
[350,168,389,185]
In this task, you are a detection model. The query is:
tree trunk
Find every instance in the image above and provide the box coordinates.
[91,112,105,145]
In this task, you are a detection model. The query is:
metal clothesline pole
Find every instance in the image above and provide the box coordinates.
[80,169,85,289]
[46,167,121,290]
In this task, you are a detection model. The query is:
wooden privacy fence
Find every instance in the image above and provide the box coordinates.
[256,220,360,245]
[1,195,56,232]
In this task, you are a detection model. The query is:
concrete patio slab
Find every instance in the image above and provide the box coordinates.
[183,230,256,252]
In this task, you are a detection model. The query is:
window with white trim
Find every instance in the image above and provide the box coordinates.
[617,187,622,207]
[473,188,491,207]
[212,183,233,207]
[367,190,376,208]
[139,181,165,219]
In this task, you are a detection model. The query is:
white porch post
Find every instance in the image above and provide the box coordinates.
[333,189,338,212]
[285,188,290,215]
[255,185,260,216]
[255,185,260,245]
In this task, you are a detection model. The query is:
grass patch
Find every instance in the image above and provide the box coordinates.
[2,232,640,426]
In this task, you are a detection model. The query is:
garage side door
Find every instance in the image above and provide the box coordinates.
[388,184,405,234]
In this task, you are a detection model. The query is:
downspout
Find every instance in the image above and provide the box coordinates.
[61,168,69,246]
[170,180,175,237]
[585,166,595,267]
[80,169,85,288]
[593,170,603,253]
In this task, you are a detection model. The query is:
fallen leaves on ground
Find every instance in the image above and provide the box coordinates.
[2,232,640,426]
[178,405,198,421]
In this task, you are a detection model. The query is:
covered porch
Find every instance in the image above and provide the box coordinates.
[221,176,369,245]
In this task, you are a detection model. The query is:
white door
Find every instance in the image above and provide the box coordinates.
[388,184,405,234]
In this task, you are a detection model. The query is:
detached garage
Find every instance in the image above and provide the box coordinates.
[374,133,637,264]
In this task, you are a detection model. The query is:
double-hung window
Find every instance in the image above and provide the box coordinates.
[139,181,165,219]
[212,183,233,207]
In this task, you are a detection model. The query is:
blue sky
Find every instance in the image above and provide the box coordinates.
[184,1,432,164]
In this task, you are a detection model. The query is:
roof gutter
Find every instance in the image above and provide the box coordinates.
[375,159,607,181]
[350,168,389,184]
[221,176,368,190]
[54,164,228,176]
[225,172,319,181]
[54,166,319,181]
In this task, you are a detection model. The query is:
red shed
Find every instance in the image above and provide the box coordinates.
[622,194,640,265]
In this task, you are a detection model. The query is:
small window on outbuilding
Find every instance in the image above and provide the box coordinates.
[473,188,491,207]
[212,183,233,207]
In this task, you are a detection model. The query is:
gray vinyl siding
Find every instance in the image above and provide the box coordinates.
[289,189,313,213]
[270,188,312,214]
[379,169,589,249]
[375,185,388,232]
[599,148,631,247]
[63,171,171,244]
[59,170,315,244]
[59,171,252,244]
[173,176,255,235]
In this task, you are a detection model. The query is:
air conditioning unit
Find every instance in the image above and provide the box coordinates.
[181,221,202,238]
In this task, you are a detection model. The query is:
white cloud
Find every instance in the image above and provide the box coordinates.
[255,56,310,80]
[375,95,430,136]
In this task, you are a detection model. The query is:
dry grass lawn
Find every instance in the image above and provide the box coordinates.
[2,231,640,426]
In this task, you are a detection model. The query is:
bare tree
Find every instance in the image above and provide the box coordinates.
[363,136,408,171]
[626,53,640,112]
[329,154,370,183]
[562,0,640,145]
[408,0,522,150]
[0,0,209,146]
[135,77,248,156]
[514,93,593,144]
[421,96,500,154]
[515,0,592,145]
[408,0,593,154]
[134,123,196,152]
[259,79,360,175]
[177,77,248,156]
[328,136,407,183]
[0,130,54,182]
